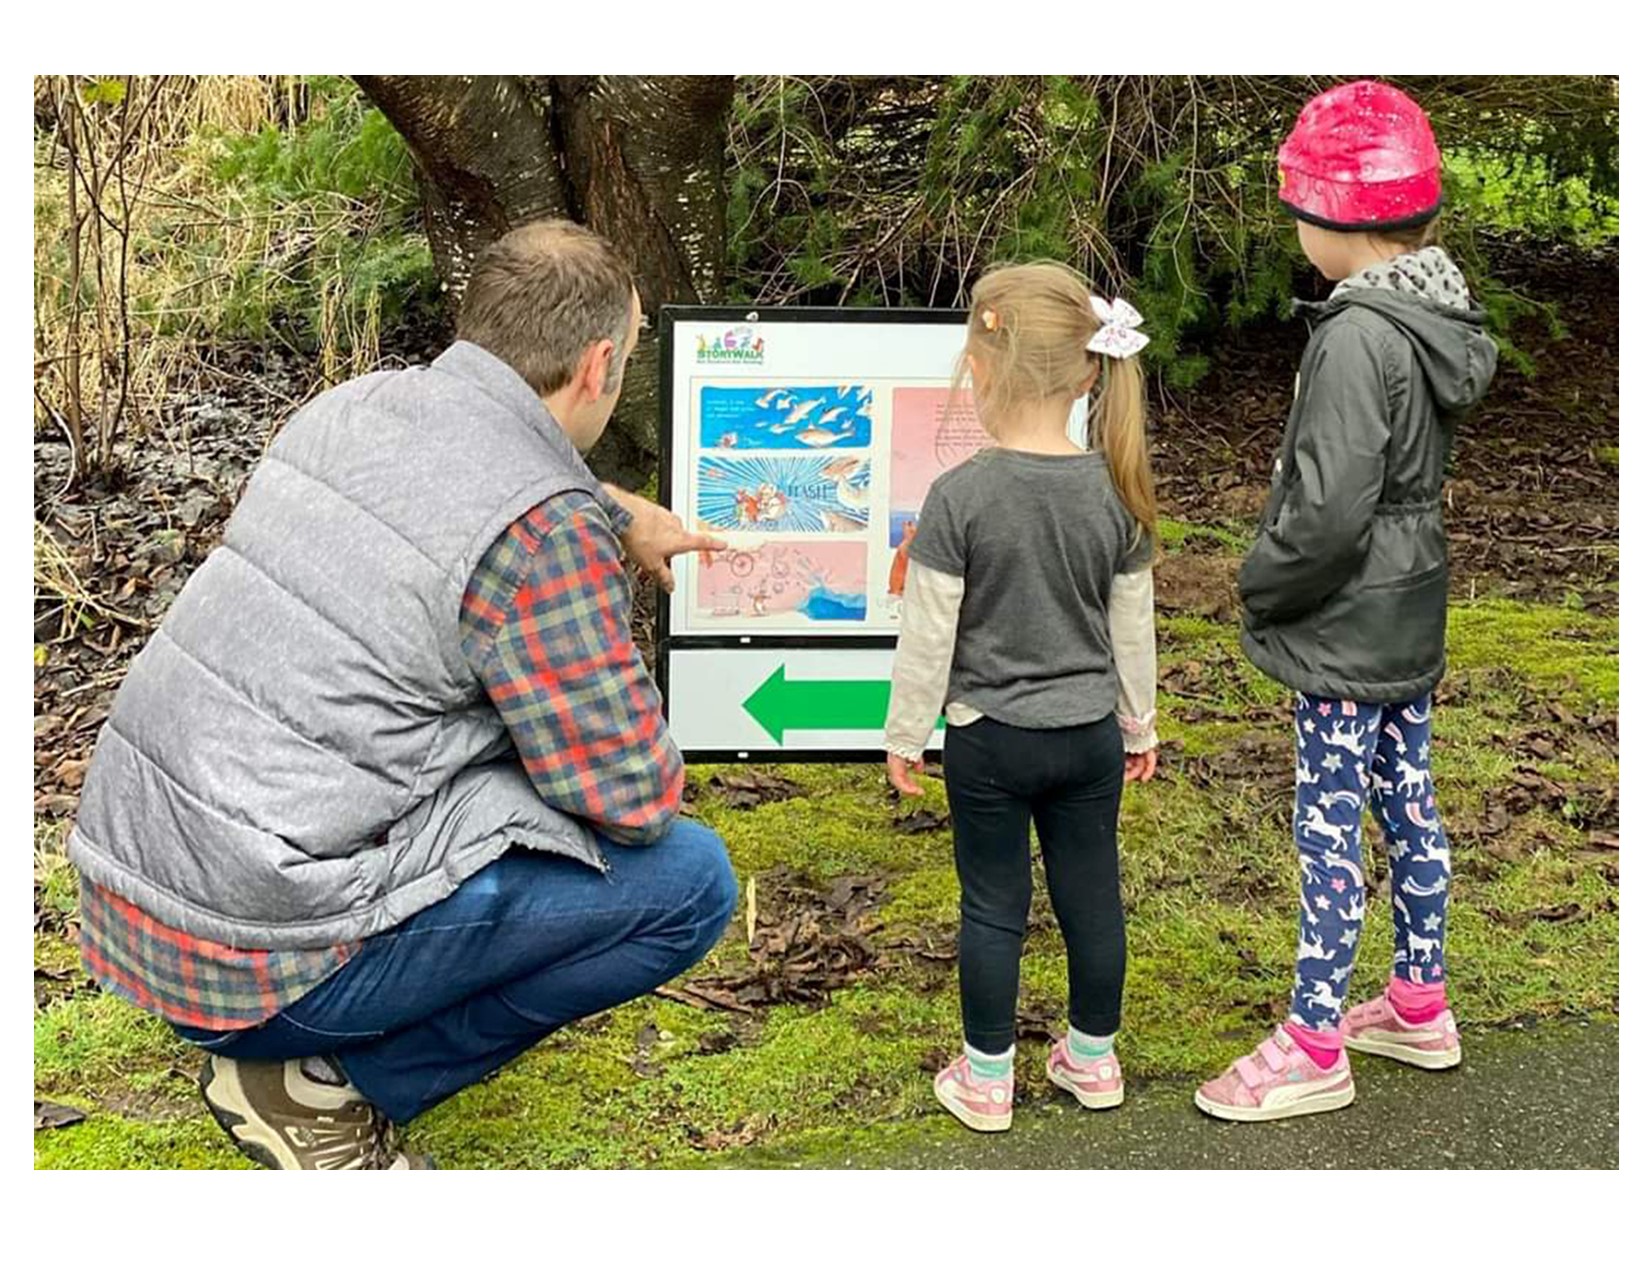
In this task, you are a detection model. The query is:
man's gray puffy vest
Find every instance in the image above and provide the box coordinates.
[68,341,611,950]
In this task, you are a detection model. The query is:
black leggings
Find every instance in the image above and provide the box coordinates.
[943,714,1126,1055]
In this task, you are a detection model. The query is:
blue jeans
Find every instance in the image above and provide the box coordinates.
[175,818,737,1123]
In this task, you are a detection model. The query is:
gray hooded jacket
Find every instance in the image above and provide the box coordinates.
[68,341,613,950]
[1239,249,1498,702]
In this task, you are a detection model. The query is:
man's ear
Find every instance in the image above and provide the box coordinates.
[577,339,616,403]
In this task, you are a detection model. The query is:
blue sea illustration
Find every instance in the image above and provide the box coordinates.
[800,587,868,621]
[697,454,871,534]
[699,385,872,451]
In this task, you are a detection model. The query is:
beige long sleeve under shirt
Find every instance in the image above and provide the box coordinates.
[884,559,1158,761]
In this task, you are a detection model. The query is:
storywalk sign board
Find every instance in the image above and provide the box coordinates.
[658,306,1085,760]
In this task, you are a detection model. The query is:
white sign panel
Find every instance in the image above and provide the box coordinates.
[665,646,941,757]
[658,307,1086,758]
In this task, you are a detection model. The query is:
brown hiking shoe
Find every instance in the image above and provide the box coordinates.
[199,1055,433,1169]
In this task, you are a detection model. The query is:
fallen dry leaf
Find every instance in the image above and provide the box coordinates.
[34,1100,87,1131]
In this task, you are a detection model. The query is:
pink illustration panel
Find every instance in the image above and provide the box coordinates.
[692,540,869,623]
[889,386,988,547]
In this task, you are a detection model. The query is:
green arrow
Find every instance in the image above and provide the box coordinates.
[742,665,895,745]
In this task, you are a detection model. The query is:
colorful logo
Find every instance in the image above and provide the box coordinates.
[696,326,766,364]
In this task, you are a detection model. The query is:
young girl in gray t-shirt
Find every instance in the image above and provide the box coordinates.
[884,261,1160,1133]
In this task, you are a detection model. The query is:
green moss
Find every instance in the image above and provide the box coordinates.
[35,993,195,1098]
[710,1113,967,1168]
[698,763,952,879]
[35,1111,250,1170]
[34,929,80,976]
[407,983,957,1168]
[879,865,959,930]
[1447,599,1618,707]
[634,986,955,1155]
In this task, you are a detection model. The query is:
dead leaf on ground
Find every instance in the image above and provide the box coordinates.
[697,1029,739,1055]
[920,1046,952,1074]
[686,1112,776,1152]
[1014,1010,1059,1043]
[34,1100,87,1131]
[892,808,949,835]
[652,983,755,1016]
[708,770,804,809]
[677,869,889,1009]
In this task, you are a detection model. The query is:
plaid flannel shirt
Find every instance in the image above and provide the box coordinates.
[80,489,683,1030]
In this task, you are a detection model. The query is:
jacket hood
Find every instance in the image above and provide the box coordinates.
[1299,288,1499,417]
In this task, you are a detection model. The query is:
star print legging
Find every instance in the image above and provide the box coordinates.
[1290,692,1450,1031]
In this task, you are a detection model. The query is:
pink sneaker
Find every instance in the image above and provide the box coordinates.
[1194,1026,1355,1123]
[933,1054,1013,1133]
[1343,994,1462,1069]
[1046,1040,1124,1110]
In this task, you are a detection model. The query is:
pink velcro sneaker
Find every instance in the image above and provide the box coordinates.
[1343,994,1462,1070]
[1194,1026,1355,1123]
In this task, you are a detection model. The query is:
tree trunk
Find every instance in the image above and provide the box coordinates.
[354,74,736,489]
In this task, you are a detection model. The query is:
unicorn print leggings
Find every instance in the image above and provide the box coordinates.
[1290,692,1450,1031]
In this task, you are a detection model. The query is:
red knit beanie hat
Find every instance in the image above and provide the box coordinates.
[1278,80,1442,232]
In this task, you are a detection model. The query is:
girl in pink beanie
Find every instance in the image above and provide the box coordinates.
[1195,81,1499,1123]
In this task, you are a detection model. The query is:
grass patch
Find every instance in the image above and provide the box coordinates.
[1158,517,1249,555]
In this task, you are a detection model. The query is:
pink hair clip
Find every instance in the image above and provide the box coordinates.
[979,307,1000,332]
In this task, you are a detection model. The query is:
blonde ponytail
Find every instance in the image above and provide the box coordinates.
[963,260,1159,557]
[1091,353,1158,556]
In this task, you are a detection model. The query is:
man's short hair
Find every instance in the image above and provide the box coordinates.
[456,219,635,397]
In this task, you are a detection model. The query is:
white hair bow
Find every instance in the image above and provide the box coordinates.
[1088,296,1149,359]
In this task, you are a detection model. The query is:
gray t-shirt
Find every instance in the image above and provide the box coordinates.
[908,447,1152,730]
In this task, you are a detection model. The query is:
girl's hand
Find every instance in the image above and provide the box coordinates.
[887,752,925,797]
[1124,748,1158,783]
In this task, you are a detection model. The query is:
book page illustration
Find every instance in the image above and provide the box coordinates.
[692,541,868,624]
[696,454,871,534]
[699,385,873,451]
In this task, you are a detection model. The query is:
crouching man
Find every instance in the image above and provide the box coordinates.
[68,220,736,1169]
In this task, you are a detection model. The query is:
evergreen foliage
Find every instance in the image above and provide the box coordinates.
[725,76,1617,383]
